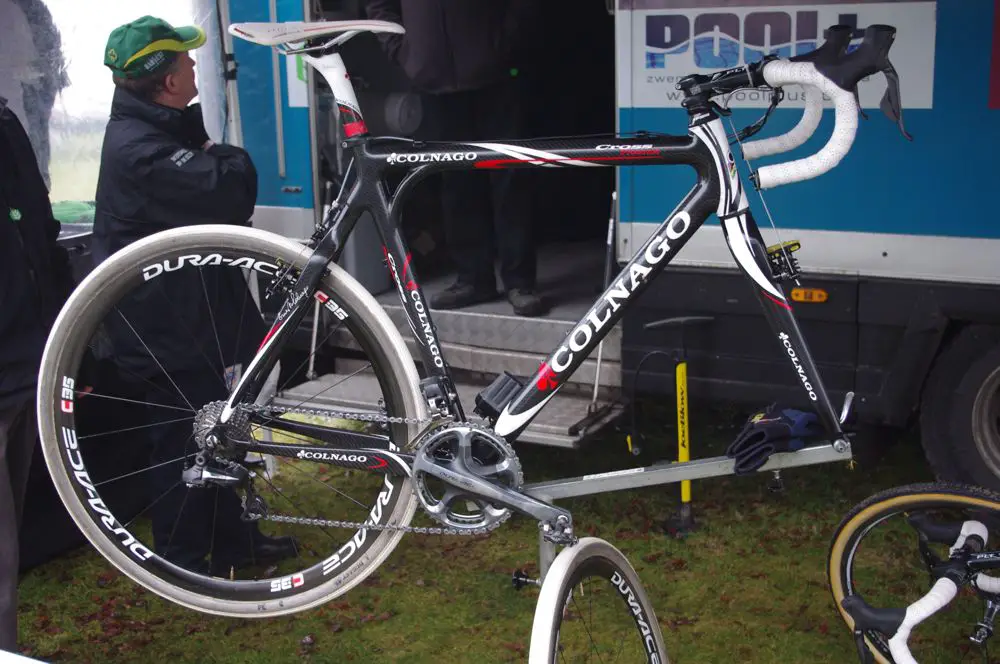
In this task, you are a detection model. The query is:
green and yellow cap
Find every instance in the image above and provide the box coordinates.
[104,15,206,79]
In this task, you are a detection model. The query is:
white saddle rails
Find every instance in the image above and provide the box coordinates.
[228,20,404,46]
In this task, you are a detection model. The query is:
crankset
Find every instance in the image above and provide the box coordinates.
[412,422,576,543]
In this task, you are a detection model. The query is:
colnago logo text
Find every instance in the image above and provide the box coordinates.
[295,449,368,463]
[385,253,444,368]
[142,255,280,281]
[778,332,818,401]
[611,570,662,663]
[548,211,692,377]
[385,151,477,164]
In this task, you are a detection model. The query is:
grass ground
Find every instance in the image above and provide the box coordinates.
[16,402,957,663]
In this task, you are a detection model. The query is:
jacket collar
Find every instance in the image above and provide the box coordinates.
[109,86,185,135]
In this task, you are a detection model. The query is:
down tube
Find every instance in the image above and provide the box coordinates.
[493,179,716,440]
[720,208,844,436]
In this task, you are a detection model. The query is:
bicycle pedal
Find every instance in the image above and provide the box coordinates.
[511,569,540,590]
[767,470,785,494]
[474,372,524,421]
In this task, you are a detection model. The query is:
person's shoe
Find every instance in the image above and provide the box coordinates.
[507,288,549,317]
[429,282,499,310]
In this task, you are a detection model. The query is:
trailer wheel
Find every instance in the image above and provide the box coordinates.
[920,325,1000,491]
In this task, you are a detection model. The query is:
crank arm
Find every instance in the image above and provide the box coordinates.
[415,460,574,541]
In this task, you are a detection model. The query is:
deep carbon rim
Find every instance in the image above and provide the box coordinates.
[38,226,422,615]
[828,485,1000,664]
[531,538,667,664]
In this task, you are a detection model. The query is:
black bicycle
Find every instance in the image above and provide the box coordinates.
[829,482,1000,664]
[36,17,910,662]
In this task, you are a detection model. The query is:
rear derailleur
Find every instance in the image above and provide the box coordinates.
[183,400,269,522]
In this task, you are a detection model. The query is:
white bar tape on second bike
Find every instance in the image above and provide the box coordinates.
[751,60,858,190]
[887,519,989,664]
[740,84,824,161]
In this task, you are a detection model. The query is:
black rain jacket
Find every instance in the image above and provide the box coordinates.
[92,88,267,381]
[364,0,539,94]
[0,100,75,409]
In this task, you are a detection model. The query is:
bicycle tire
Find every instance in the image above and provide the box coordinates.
[827,481,1000,663]
[528,536,669,664]
[37,224,427,618]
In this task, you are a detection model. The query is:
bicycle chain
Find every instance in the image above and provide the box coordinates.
[240,402,503,537]
[256,401,433,427]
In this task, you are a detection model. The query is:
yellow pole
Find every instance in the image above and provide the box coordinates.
[676,360,690,503]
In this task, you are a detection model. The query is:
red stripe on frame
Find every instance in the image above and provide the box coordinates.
[344,121,367,137]
[474,155,664,169]
[991,0,1000,109]
[763,291,792,311]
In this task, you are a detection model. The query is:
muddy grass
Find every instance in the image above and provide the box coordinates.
[17,402,965,663]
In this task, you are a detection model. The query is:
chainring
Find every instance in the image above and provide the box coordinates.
[412,422,524,533]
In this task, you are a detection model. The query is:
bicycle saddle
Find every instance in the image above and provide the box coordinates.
[230,19,404,46]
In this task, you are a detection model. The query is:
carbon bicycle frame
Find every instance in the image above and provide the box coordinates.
[220,49,846,458]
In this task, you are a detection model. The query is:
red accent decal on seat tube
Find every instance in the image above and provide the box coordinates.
[344,121,367,137]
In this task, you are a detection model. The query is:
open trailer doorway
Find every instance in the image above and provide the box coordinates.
[271,0,627,448]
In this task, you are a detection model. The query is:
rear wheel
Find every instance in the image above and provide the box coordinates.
[37,225,427,617]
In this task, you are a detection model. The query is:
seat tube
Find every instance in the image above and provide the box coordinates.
[304,50,369,139]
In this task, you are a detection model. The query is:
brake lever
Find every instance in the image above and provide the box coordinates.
[854,87,868,121]
[879,61,912,140]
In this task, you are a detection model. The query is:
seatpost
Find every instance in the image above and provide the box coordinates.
[301,47,370,140]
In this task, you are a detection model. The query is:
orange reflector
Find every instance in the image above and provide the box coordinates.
[791,287,828,303]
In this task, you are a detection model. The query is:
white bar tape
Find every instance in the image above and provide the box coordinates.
[740,86,823,160]
[754,60,858,190]
[887,577,958,664]
[974,574,1000,594]
[949,520,989,556]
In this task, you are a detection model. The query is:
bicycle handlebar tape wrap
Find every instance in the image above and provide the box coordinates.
[725,405,825,475]
[755,60,859,189]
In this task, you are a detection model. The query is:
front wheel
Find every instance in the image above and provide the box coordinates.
[37,224,427,618]
[529,537,669,663]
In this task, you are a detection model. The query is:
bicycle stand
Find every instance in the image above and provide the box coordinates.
[517,439,852,583]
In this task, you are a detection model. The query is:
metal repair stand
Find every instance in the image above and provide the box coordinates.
[519,437,853,585]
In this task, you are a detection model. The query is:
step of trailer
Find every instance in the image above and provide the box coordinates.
[358,239,622,388]
[326,324,621,389]
[274,371,625,449]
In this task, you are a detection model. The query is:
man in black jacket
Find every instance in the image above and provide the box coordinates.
[93,15,296,575]
[0,98,75,652]
[364,0,549,316]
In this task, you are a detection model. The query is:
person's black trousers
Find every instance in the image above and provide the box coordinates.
[418,75,536,292]
[0,399,36,652]
[141,368,257,571]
